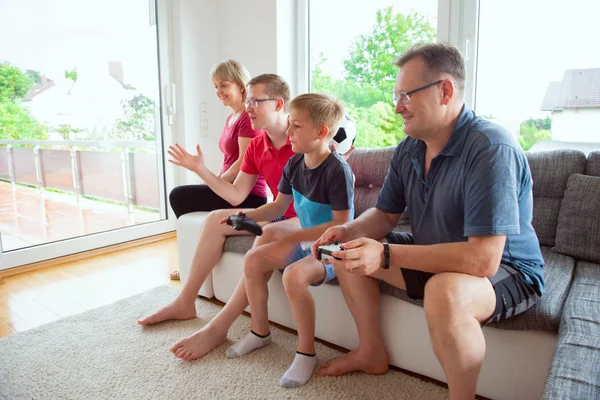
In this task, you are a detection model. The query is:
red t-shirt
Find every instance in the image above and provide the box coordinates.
[241,132,297,219]
[218,111,267,198]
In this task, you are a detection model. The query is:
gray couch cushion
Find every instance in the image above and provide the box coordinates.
[553,174,600,263]
[587,150,600,177]
[542,261,600,399]
[224,236,254,254]
[490,246,574,332]
[525,150,586,246]
[346,147,395,217]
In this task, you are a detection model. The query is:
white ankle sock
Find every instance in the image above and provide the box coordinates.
[279,352,317,388]
[226,330,271,359]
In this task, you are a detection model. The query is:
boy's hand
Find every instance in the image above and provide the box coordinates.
[329,143,356,160]
[311,225,348,259]
[168,144,205,173]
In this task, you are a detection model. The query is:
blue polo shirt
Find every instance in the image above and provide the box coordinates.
[376,105,545,294]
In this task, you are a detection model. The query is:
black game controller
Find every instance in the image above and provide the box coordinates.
[227,214,263,236]
[317,241,344,261]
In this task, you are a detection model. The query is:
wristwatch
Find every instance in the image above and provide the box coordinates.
[382,241,390,269]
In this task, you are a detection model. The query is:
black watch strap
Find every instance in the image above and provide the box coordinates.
[382,241,390,269]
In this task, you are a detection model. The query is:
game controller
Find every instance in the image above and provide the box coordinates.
[226,214,263,236]
[317,242,344,261]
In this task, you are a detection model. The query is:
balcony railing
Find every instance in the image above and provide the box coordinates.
[0,140,160,212]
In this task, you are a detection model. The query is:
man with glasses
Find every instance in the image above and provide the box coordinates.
[313,43,544,399]
[138,74,303,360]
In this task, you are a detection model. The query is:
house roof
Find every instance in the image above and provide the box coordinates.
[540,81,562,111]
[541,68,600,111]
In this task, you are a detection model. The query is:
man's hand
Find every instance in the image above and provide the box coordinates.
[168,144,205,174]
[311,225,349,259]
[332,238,385,276]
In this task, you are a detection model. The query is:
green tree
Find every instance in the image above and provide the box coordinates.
[344,8,436,105]
[0,63,47,140]
[26,69,42,84]
[0,62,33,100]
[114,94,155,141]
[311,7,435,148]
[0,100,48,140]
[519,117,552,151]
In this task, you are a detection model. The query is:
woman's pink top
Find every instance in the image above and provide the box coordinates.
[218,111,267,198]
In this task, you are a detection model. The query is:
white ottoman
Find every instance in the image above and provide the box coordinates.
[176,212,214,298]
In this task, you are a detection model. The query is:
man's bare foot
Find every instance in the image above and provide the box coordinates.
[317,349,389,377]
[137,299,197,325]
[169,325,227,361]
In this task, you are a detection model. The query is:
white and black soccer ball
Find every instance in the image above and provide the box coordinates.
[331,114,357,155]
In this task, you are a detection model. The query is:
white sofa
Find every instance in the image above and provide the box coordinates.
[177,147,561,400]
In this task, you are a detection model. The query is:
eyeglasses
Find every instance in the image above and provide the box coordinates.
[244,98,278,109]
[393,80,445,106]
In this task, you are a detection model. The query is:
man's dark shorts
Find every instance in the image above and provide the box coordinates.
[385,232,541,325]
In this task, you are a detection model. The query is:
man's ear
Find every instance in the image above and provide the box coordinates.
[275,98,284,111]
[441,79,454,105]
[318,124,330,139]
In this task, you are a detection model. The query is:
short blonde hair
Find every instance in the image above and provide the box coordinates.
[289,93,344,137]
[210,60,251,99]
[247,74,291,111]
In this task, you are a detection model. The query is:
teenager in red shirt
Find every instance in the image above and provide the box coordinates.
[168,60,267,280]
[139,74,301,359]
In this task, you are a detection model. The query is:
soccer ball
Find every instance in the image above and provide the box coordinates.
[331,114,357,155]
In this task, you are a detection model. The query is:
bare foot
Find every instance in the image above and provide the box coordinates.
[169,325,227,361]
[317,348,389,377]
[137,299,197,325]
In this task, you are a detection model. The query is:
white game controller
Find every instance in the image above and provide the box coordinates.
[317,242,344,261]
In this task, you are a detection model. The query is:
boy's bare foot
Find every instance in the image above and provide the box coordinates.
[137,299,197,325]
[169,325,227,361]
[317,348,389,377]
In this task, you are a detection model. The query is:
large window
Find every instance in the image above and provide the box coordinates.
[475,0,600,153]
[0,0,174,268]
[309,1,438,148]
[308,0,600,154]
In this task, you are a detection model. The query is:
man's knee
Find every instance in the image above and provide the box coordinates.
[423,273,468,319]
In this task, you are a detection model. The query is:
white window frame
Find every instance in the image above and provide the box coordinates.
[0,0,178,270]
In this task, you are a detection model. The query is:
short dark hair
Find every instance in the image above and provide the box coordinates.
[247,74,291,111]
[395,43,466,91]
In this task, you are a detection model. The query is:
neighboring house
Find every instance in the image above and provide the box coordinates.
[541,68,600,142]
[21,61,141,140]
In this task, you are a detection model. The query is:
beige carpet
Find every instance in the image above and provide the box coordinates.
[0,286,449,400]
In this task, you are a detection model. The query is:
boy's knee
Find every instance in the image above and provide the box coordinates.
[282,262,311,291]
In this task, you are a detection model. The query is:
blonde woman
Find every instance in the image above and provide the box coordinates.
[169,60,267,279]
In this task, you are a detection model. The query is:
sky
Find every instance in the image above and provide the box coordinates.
[0,0,160,101]
[310,0,600,123]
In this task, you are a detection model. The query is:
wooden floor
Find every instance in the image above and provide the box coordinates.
[0,237,180,338]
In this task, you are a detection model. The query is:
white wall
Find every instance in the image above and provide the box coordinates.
[551,108,600,142]
[169,0,298,185]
